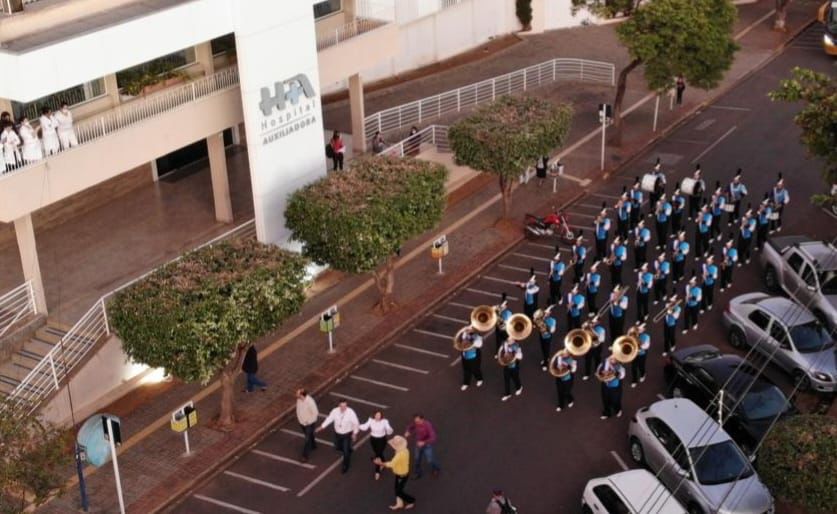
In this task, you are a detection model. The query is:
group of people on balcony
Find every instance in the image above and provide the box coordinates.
[0,104,77,174]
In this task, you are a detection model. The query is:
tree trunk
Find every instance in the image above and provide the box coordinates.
[611,58,642,146]
[773,0,790,32]
[499,175,514,220]
[217,344,248,429]
[373,255,397,313]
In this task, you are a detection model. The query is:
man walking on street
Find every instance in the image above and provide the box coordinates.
[317,400,359,473]
[242,345,267,392]
[404,414,440,479]
[295,389,318,462]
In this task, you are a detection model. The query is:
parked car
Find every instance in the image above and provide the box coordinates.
[723,293,836,392]
[663,345,794,454]
[760,235,837,330]
[582,469,686,514]
[628,398,774,514]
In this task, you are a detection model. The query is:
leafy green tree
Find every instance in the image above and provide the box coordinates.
[516,0,533,30]
[285,155,447,313]
[573,0,738,142]
[758,415,837,513]
[448,96,573,219]
[109,239,307,428]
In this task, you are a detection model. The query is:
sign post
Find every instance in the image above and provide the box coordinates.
[75,443,89,512]
[653,94,660,132]
[170,401,198,455]
[320,305,340,353]
[550,161,564,194]
[102,415,125,514]
[598,104,612,171]
[431,235,449,274]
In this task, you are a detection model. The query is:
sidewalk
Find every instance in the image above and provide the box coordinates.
[37,2,816,512]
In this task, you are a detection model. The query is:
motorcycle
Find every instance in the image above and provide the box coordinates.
[524,209,575,242]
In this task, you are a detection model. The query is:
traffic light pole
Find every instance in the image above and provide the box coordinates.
[600,114,606,171]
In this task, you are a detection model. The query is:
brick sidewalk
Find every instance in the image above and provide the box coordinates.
[37,2,817,512]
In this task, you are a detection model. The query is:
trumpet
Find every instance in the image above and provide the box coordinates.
[548,350,572,378]
[652,297,682,323]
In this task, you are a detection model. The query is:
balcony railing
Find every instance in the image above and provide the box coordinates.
[0,0,46,15]
[0,66,240,179]
[0,281,38,339]
[316,0,396,51]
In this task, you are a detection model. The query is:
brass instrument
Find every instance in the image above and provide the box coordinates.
[506,314,533,340]
[564,328,593,357]
[533,306,554,338]
[497,346,517,367]
[470,305,497,332]
[453,326,476,352]
[596,369,617,383]
[652,297,682,323]
[595,285,630,319]
[548,349,572,378]
[611,334,640,364]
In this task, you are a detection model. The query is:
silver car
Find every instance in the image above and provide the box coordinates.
[723,293,836,392]
[628,398,774,514]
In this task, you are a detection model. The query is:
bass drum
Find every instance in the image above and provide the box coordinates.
[681,177,698,196]
[640,173,659,193]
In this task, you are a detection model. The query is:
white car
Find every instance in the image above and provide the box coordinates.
[582,469,686,514]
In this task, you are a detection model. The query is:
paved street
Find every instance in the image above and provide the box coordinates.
[168,24,835,514]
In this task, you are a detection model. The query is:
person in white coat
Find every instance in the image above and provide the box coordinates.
[1,124,22,168]
[39,107,60,156]
[18,116,43,164]
[359,410,394,480]
[53,103,78,150]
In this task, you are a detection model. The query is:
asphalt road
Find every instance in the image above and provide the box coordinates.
[168,25,836,514]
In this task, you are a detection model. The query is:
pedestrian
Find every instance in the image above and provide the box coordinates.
[737,206,755,265]
[498,338,523,401]
[662,293,680,356]
[609,236,627,286]
[457,326,484,390]
[535,307,557,371]
[710,182,726,242]
[295,388,319,462]
[404,414,440,478]
[687,165,705,221]
[594,203,611,260]
[18,116,43,164]
[371,130,386,154]
[720,236,738,292]
[406,125,420,156]
[675,76,686,105]
[495,293,511,356]
[571,233,587,282]
[565,283,585,330]
[608,286,628,338]
[39,107,60,156]
[654,195,672,249]
[584,261,602,315]
[583,322,606,380]
[701,255,718,313]
[552,349,576,412]
[630,325,650,388]
[548,248,565,306]
[755,194,772,251]
[630,179,643,229]
[598,355,626,419]
[317,400,359,473]
[636,264,653,322]
[727,169,748,225]
[683,273,702,334]
[535,155,548,186]
[329,130,345,170]
[1,123,21,169]
[695,202,712,259]
[241,345,267,392]
[359,410,394,480]
[486,489,518,514]
[616,192,631,240]
[516,270,539,319]
[652,253,670,305]
[53,102,78,150]
[671,231,689,283]
[632,219,651,270]
[373,435,415,510]
[770,174,789,232]
[671,185,686,235]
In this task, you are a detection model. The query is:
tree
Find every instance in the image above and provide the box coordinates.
[448,96,573,219]
[0,403,71,513]
[574,0,738,143]
[770,67,837,188]
[516,0,533,30]
[285,155,447,313]
[758,415,837,513]
[109,239,307,428]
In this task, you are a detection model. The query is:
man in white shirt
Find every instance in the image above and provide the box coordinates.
[53,103,78,150]
[317,400,359,473]
[295,389,319,463]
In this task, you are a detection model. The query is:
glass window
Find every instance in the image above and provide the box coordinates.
[740,385,789,421]
[748,310,771,331]
[116,48,197,90]
[800,264,817,288]
[788,321,833,353]
[689,441,753,485]
[211,34,236,56]
[787,253,804,273]
[819,270,837,294]
[769,322,790,348]
[593,485,630,514]
[313,0,341,18]
[11,79,106,121]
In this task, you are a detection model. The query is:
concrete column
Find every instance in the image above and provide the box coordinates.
[150,160,159,182]
[231,124,241,146]
[0,98,14,117]
[14,214,47,315]
[207,132,233,223]
[103,73,121,107]
[195,42,215,76]
[348,73,366,154]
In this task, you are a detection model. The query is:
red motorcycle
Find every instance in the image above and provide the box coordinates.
[524,209,575,242]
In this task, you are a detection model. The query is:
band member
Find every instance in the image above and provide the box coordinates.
[655,195,672,249]
[594,203,611,260]
[683,273,702,334]
[648,158,666,210]
[688,164,705,221]
[553,349,577,412]
[565,284,585,330]
[598,356,626,419]
[737,206,756,265]
[572,233,587,282]
[616,191,631,240]
[671,231,689,283]
[633,219,651,270]
[583,322,606,380]
[755,194,772,251]
[770,174,789,232]
[701,255,719,313]
[536,308,557,371]
[636,264,654,322]
[631,325,650,387]
[458,327,484,391]
[609,236,628,286]
[671,184,686,235]
[495,293,512,355]
[695,202,713,260]
[585,261,602,314]
[653,253,671,305]
[548,247,566,306]
[608,286,629,338]
[727,169,748,225]
[517,269,539,319]
[662,294,681,356]
[630,179,643,229]
[720,236,739,292]
[499,338,523,402]
[711,182,727,242]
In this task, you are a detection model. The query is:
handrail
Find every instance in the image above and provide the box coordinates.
[6,219,257,414]
[316,2,395,51]
[0,66,241,179]
[377,125,449,158]
[364,57,615,139]
[0,280,37,339]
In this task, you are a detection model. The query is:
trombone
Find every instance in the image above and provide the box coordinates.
[652,296,682,323]
[595,285,630,319]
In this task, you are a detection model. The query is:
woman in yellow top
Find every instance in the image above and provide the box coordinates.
[373,435,416,510]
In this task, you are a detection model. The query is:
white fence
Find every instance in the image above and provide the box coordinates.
[0,66,240,178]
[6,219,256,414]
[0,281,37,339]
[317,1,396,51]
[364,58,615,139]
[378,124,450,157]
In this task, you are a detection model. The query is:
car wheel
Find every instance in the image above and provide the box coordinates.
[764,267,779,293]
[729,327,746,349]
[793,369,812,392]
[581,505,593,514]
[687,503,705,514]
[629,437,645,465]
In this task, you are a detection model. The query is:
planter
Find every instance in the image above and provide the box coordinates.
[141,77,186,96]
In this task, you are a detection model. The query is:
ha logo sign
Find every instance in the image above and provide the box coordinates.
[258,74,319,146]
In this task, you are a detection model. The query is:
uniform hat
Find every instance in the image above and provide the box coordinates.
[388,435,408,451]
[776,173,784,187]
[640,262,649,271]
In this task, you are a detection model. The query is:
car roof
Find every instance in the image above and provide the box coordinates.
[606,470,686,513]
[648,399,729,446]
[795,242,837,271]
[755,296,815,325]
[699,355,775,396]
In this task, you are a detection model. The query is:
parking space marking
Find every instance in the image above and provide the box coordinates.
[193,495,261,514]
[498,264,547,275]
[481,276,518,285]
[466,287,518,301]
[570,212,596,218]
[577,202,602,209]
[350,375,409,392]
[414,328,452,339]
[371,359,429,374]
[610,451,629,471]
[447,301,475,309]
[524,242,565,251]
[297,434,371,497]
[251,449,316,469]
[329,392,389,409]
[449,356,462,367]
[513,252,552,262]
[691,126,736,164]
[223,471,290,492]
[394,343,449,359]
[708,105,751,112]
[590,192,620,200]
[432,313,468,324]
[656,394,666,401]
[280,429,334,447]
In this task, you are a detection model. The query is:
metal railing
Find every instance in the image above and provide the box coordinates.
[6,219,256,414]
[1,0,52,14]
[364,58,615,139]
[0,66,240,179]
[377,125,450,158]
[316,2,395,52]
[0,281,37,339]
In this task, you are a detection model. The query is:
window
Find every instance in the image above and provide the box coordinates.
[592,485,630,514]
[800,264,817,288]
[313,0,341,18]
[769,322,790,348]
[116,48,197,90]
[819,270,837,295]
[693,368,716,392]
[11,79,106,121]
[690,441,754,485]
[748,310,771,331]
[788,320,833,353]
[211,34,236,56]
[788,253,804,273]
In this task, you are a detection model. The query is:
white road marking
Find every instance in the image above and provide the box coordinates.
[570,212,596,218]
[449,356,462,367]
[329,392,389,409]
[525,242,570,252]
[414,328,452,339]
[280,429,334,447]
[350,375,409,392]
[193,495,261,514]
[657,394,666,401]
[669,138,707,145]
[466,287,518,301]
[590,192,620,200]
[577,203,603,210]
[223,471,290,492]
[734,9,776,41]
[297,434,371,497]
[694,119,715,131]
[822,207,837,221]
[498,264,548,275]
[251,449,316,469]
[481,276,518,285]
[432,313,468,324]
[371,359,429,374]
[394,343,449,359]
[513,252,552,262]
[708,105,751,112]
[610,451,630,471]
[560,173,593,187]
[691,126,737,164]
[447,301,476,309]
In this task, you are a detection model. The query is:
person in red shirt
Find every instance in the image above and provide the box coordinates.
[404,414,440,478]
[329,131,345,171]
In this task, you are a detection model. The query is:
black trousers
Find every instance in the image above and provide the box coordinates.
[332,152,344,171]
[672,212,683,234]
[654,278,667,302]
[676,86,685,104]
[395,475,415,505]
[585,345,603,378]
[738,236,752,263]
[684,304,699,331]
[596,237,608,260]
[630,205,640,229]
[673,259,685,282]
[702,283,715,310]
[609,314,625,339]
[637,292,649,322]
[371,436,387,474]
[711,214,722,239]
[601,383,623,417]
[503,366,522,395]
[635,245,647,269]
[756,224,769,250]
[664,324,676,353]
[770,206,784,231]
[688,194,701,220]
[524,299,537,319]
[610,264,623,286]
[656,221,668,248]
[494,327,507,355]
[574,261,584,282]
[617,218,629,240]
[549,279,562,306]
[539,337,552,366]
[301,423,317,458]
[695,231,709,258]
[556,377,574,408]
[731,201,742,225]
[586,290,598,313]
[335,433,353,471]
[721,265,734,289]
[632,353,647,383]
[462,353,483,385]
[567,313,582,330]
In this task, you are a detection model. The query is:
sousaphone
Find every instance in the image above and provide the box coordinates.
[452,326,476,352]
[548,349,572,378]
[564,328,593,357]
[506,314,533,340]
[470,305,497,332]
[611,333,639,364]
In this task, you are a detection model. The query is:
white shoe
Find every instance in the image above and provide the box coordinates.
[460,385,468,391]
[682,330,688,335]
[777,227,782,232]
[670,346,677,351]
[631,383,637,388]
[582,375,590,381]
[601,415,608,420]
[542,365,548,372]
[708,305,712,311]
[501,395,511,402]
[515,387,524,396]
[556,407,562,412]
[737,263,742,268]
[662,352,668,357]
[653,301,659,305]
[700,310,705,314]
[568,402,574,408]
[694,324,699,330]
[720,288,725,292]
[640,376,646,383]
[616,410,623,418]
[476,380,483,387]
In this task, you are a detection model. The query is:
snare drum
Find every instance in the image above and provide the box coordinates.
[641,173,658,193]
[768,212,780,221]
[723,203,735,213]
[681,177,698,196]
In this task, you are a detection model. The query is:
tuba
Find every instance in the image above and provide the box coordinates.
[470,305,497,332]
[497,346,517,367]
[506,314,533,341]
[453,326,476,352]
[611,334,639,364]
[564,328,593,357]
[548,350,572,378]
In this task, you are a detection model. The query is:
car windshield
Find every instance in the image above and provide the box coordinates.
[819,270,837,294]
[789,321,834,353]
[690,441,754,485]
[740,385,790,420]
